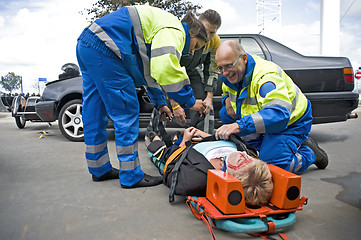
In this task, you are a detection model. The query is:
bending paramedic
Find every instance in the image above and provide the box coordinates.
[76,5,207,188]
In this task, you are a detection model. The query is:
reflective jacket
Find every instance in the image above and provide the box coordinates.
[81,5,195,109]
[220,54,309,137]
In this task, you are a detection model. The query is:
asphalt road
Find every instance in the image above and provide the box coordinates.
[1,108,361,240]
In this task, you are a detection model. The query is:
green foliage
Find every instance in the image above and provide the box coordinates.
[1,72,21,93]
[81,0,202,21]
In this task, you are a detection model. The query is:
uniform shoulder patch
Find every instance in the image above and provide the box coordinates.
[259,81,276,98]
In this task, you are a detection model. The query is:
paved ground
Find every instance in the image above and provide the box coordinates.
[1,108,361,240]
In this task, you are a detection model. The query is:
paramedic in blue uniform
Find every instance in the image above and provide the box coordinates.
[76,5,207,188]
[214,40,329,173]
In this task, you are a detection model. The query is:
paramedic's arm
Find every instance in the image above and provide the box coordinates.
[202,34,221,114]
[150,28,196,108]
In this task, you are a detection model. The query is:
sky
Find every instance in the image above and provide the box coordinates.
[0,0,360,94]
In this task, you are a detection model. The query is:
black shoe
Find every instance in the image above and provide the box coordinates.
[121,173,163,188]
[171,131,181,142]
[145,131,159,147]
[92,168,119,182]
[302,137,329,169]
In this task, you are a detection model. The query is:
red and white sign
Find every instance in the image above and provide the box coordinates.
[356,70,361,80]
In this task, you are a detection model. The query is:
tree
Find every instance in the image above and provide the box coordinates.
[1,72,21,94]
[81,0,202,21]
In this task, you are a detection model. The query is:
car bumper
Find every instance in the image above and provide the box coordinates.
[306,92,359,124]
[35,100,58,122]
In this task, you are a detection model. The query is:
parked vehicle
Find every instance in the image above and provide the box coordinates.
[11,94,43,128]
[12,34,359,142]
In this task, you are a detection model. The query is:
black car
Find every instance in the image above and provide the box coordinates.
[20,34,359,142]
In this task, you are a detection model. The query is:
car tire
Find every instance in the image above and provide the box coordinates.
[58,99,84,142]
[15,116,26,129]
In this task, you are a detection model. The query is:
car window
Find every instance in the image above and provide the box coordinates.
[240,38,265,59]
[220,37,239,43]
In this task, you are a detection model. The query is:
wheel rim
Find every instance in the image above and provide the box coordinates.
[61,103,83,139]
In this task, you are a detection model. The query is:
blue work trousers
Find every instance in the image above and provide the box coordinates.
[76,40,144,186]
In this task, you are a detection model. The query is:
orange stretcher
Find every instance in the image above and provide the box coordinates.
[186,166,308,240]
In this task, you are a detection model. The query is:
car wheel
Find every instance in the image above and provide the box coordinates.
[58,99,84,142]
[15,116,26,129]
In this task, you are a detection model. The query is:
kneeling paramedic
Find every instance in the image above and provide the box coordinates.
[215,40,329,173]
[76,5,208,188]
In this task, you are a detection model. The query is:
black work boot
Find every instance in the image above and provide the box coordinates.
[121,174,163,189]
[92,168,119,182]
[302,137,329,169]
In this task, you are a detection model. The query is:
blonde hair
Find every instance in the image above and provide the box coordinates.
[229,159,273,207]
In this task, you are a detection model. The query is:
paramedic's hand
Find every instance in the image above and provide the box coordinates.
[202,94,213,115]
[215,123,240,140]
[173,105,186,124]
[190,99,206,115]
[170,99,186,124]
[159,105,173,122]
[225,97,236,120]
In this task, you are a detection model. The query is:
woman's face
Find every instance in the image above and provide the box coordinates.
[189,37,206,55]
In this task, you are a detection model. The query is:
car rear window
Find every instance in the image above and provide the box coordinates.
[241,38,265,59]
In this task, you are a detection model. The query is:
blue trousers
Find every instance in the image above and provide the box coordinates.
[76,40,144,186]
[219,106,316,173]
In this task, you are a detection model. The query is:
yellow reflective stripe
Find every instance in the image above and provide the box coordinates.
[127,6,161,90]
[88,23,122,59]
[87,153,110,168]
[116,142,138,155]
[120,156,140,171]
[86,141,107,154]
[151,46,181,60]
[251,111,266,133]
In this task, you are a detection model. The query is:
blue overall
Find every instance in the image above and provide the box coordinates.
[219,55,316,173]
[76,6,195,186]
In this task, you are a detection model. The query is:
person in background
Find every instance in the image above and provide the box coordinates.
[146,9,222,144]
[214,40,329,173]
[76,5,207,188]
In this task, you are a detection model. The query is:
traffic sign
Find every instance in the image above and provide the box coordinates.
[38,78,47,82]
[355,69,361,80]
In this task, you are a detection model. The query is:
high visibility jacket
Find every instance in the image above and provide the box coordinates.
[220,54,309,137]
[82,5,195,109]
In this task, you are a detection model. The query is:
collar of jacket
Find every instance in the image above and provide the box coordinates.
[182,22,191,56]
[221,53,256,91]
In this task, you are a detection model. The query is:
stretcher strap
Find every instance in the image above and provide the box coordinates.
[201,214,217,240]
[163,145,186,174]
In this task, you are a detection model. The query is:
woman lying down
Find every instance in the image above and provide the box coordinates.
[147,127,274,207]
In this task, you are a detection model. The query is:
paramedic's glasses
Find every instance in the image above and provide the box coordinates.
[217,55,241,73]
